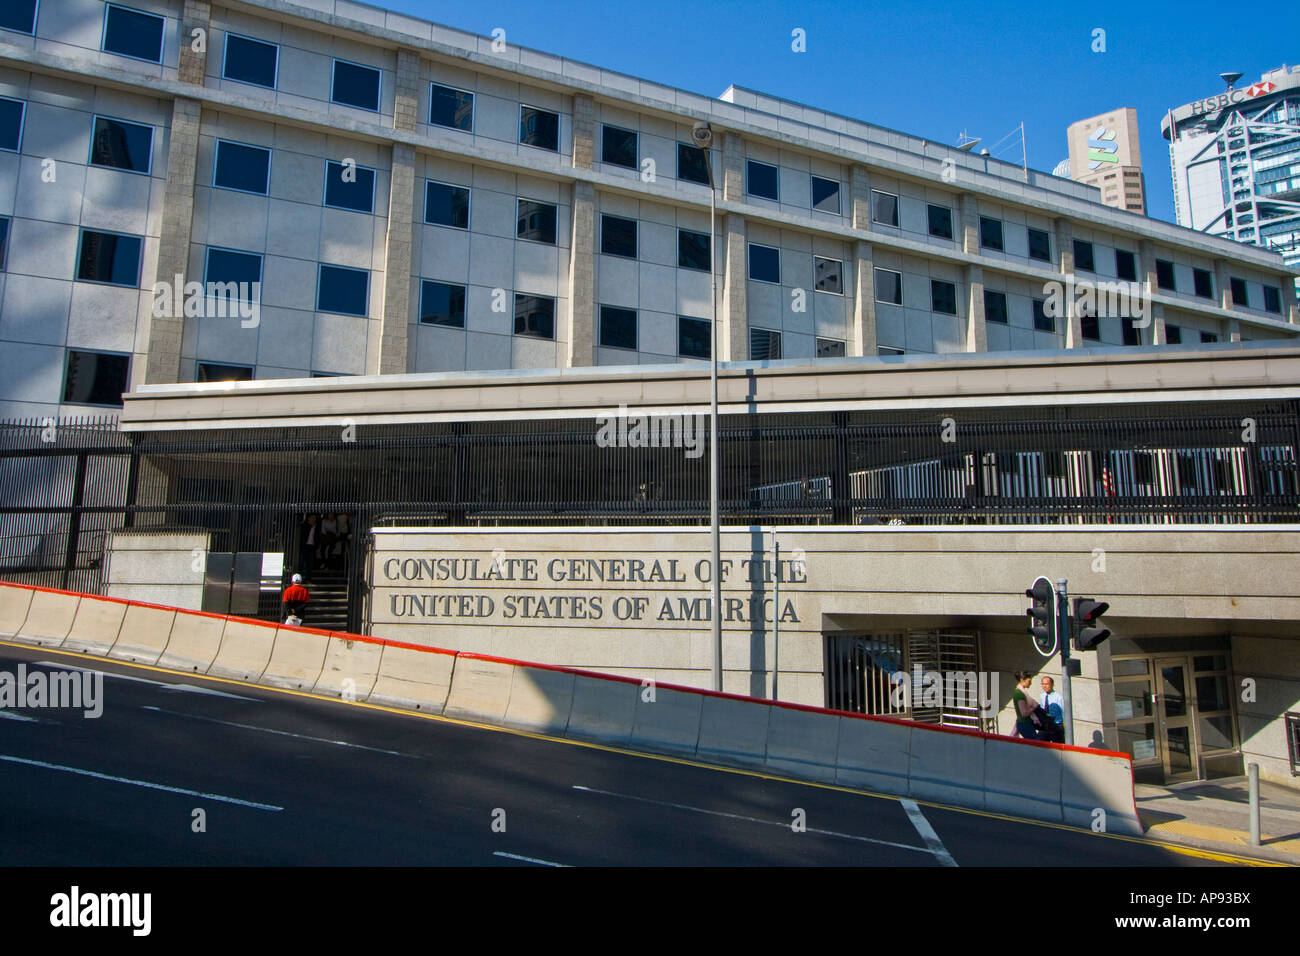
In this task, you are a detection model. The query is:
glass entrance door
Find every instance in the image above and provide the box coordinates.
[1154,658,1198,782]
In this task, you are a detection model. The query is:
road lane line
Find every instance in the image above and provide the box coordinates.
[573,785,932,855]
[140,705,412,757]
[492,851,570,867]
[34,663,257,700]
[0,753,283,811]
[900,799,958,867]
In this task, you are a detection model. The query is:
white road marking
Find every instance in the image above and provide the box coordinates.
[900,798,958,867]
[35,663,256,700]
[140,706,411,757]
[0,753,283,811]
[572,785,932,856]
[0,711,40,722]
[493,851,570,867]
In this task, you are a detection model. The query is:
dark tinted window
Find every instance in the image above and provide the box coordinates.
[517,199,557,244]
[1032,299,1053,332]
[599,306,637,350]
[197,363,253,383]
[678,229,710,271]
[1264,285,1282,314]
[602,125,637,168]
[677,143,709,184]
[103,5,164,63]
[519,106,559,151]
[872,190,899,227]
[90,116,153,173]
[678,316,710,358]
[317,265,368,316]
[324,160,375,213]
[1193,268,1213,298]
[601,215,637,258]
[0,96,22,151]
[750,328,781,361]
[77,229,141,286]
[817,338,846,358]
[814,256,842,295]
[1082,314,1100,341]
[425,181,469,228]
[1115,249,1137,281]
[930,279,956,315]
[979,216,1003,251]
[332,59,381,112]
[877,346,905,356]
[1200,330,1218,343]
[419,280,466,327]
[223,34,278,88]
[1122,317,1140,346]
[1230,277,1248,307]
[748,243,779,283]
[514,294,555,339]
[984,289,1008,324]
[1072,239,1095,272]
[1156,259,1175,290]
[213,140,270,194]
[0,0,38,34]
[927,204,953,239]
[1028,228,1051,262]
[1165,323,1182,344]
[0,216,8,269]
[429,83,473,131]
[811,176,839,213]
[63,350,129,406]
[875,268,902,305]
[205,248,262,290]
[746,160,779,200]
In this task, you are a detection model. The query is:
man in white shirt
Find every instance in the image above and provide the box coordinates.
[1040,675,1065,742]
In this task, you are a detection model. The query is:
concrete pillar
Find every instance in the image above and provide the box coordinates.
[851,241,876,357]
[1138,240,1158,295]
[958,194,979,256]
[1228,318,1242,342]
[1054,217,1082,347]
[722,132,744,202]
[1151,305,1166,345]
[965,264,987,352]
[144,97,202,384]
[567,181,596,367]
[393,50,421,134]
[1283,277,1299,325]
[1215,260,1235,311]
[722,213,747,360]
[178,0,211,85]
[850,166,870,230]
[1069,641,1116,751]
[376,144,416,374]
[572,93,594,170]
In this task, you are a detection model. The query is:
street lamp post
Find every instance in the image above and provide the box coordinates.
[694,121,722,692]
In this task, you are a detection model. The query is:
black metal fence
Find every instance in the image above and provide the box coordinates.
[2,398,1298,605]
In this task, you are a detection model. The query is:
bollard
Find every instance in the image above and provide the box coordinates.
[1248,762,1260,847]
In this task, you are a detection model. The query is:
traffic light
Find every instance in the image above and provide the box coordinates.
[1072,597,1111,651]
[1025,576,1057,655]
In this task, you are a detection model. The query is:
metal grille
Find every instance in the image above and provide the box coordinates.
[1288,712,1300,776]
[825,631,983,729]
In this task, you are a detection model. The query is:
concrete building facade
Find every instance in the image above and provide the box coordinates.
[0,0,1297,418]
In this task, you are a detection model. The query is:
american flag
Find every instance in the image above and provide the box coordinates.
[1101,466,1117,497]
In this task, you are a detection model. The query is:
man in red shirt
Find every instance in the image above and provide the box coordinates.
[282,573,310,624]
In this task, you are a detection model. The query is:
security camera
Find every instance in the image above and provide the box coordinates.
[692,121,713,148]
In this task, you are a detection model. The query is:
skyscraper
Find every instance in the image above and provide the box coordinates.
[1066,108,1147,214]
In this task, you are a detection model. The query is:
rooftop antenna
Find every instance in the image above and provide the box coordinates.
[1220,71,1243,90]
[956,129,981,151]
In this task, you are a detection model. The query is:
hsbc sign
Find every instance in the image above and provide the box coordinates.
[1190,81,1276,116]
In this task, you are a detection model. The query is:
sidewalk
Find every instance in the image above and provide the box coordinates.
[1135,775,1300,864]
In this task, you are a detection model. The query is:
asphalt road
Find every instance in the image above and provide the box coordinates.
[0,641,1244,867]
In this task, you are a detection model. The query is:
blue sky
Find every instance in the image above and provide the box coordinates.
[381,0,1298,224]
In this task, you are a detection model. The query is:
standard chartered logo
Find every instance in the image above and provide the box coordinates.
[1087,126,1118,169]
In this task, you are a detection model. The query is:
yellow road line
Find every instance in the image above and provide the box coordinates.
[1,638,1283,866]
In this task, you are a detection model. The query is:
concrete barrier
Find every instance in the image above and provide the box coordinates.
[982,735,1066,822]
[697,694,771,767]
[765,705,841,783]
[1060,748,1142,836]
[156,610,227,673]
[109,603,177,665]
[908,724,986,808]
[313,635,383,701]
[0,585,34,639]
[62,595,129,657]
[443,655,515,722]
[367,643,455,712]
[629,685,703,756]
[207,618,277,682]
[259,625,330,691]
[14,588,81,648]
[565,674,638,745]
[835,715,913,795]
[503,665,575,734]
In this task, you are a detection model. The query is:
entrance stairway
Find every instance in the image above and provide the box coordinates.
[298,568,350,631]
